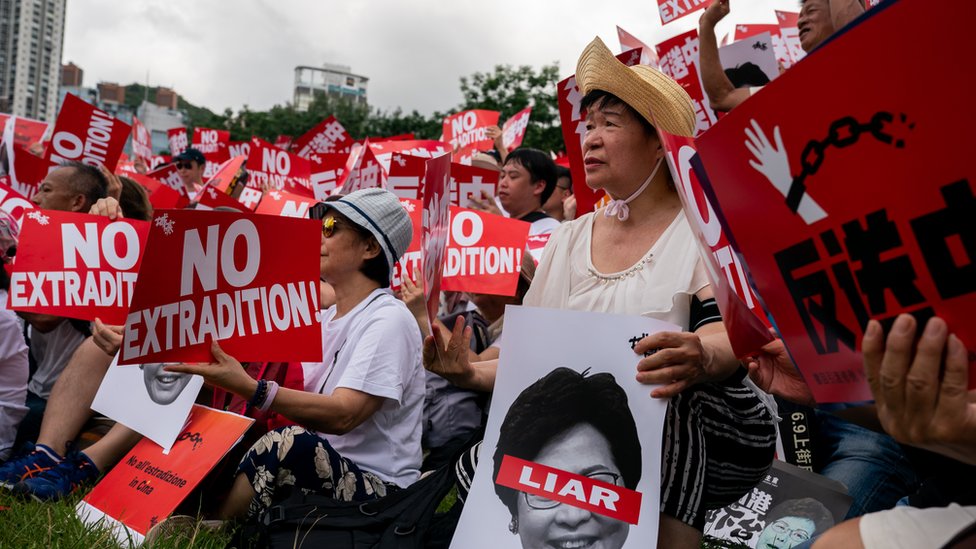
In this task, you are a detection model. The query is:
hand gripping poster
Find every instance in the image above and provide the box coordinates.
[451,306,672,548]
[694,0,976,403]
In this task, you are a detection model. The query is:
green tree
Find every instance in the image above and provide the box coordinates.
[458,63,563,153]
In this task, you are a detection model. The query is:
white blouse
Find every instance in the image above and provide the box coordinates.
[523,209,709,330]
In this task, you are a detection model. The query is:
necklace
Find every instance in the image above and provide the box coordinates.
[588,252,654,283]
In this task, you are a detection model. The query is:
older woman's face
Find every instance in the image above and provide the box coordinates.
[515,422,630,549]
[318,213,371,284]
[582,101,661,197]
[140,363,192,405]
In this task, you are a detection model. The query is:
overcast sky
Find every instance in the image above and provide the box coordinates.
[63,0,800,116]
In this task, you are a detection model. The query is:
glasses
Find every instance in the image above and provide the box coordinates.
[768,520,812,543]
[522,471,621,510]
[176,162,195,170]
[321,216,342,238]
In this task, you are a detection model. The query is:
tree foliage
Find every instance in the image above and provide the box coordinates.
[166,61,564,153]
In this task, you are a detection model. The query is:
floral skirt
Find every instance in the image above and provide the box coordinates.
[237,425,392,518]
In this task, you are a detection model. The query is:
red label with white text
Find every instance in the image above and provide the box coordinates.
[45,94,131,172]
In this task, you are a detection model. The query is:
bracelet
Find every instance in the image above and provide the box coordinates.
[258,381,279,412]
[248,379,268,409]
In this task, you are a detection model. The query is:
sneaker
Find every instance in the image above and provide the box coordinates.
[0,443,61,490]
[12,451,99,501]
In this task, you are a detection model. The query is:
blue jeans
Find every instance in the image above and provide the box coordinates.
[815,410,918,519]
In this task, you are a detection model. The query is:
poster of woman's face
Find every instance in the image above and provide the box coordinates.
[450,306,678,549]
[91,356,204,452]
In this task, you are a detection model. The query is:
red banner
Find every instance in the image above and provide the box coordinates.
[775,11,805,68]
[422,155,452,323]
[194,183,253,213]
[557,48,642,216]
[45,94,131,172]
[4,145,52,198]
[450,162,498,208]
[367,139,451,173]
[128,173,190,211]
[694,0,976,402]
[146,163,188,197]
[442,110,501,160]
[340,143,386,194]
[501,107,532,152]
[167,127,188,156]
[657,0,708,25]
[496,455,642,525]
[309,153,348,199]
[660,131,773,358]
[7,210,150,324]
[228,140,250,159]
[293,116,354,158]
[131,116,153,163]
[0,178,35,225]
[274,134,293,150]
[0,114,49,150]
[391,198,423,290]
[203,156,248,196]
[387,153,427,201]
[441,207,529,296]
[656,30,717,136]
[191,127,230,158]
[120,209,322,364]
[254,189,318,218]
[79,405,253,539]
[245,138,312,195]
[617,26,660,67]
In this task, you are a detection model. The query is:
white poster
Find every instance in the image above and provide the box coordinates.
[91,356,203,452]
[451,305,674,549]
[718,32,780,88]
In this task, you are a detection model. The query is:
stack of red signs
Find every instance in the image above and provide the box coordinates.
[45,94,131,171]
[7,210,150,325]
[443,110,500,162]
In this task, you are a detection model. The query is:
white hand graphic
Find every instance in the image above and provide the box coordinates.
[745,119,827,224]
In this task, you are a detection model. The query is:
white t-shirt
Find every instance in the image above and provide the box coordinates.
[302,288,424,487]
[0,290,28,460]
[27,318,87,399]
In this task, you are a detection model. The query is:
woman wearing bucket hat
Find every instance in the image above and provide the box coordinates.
[425,37,775,547]
[168,188,425,520]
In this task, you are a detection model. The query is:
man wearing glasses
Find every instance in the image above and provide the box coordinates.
[172,147,206,198]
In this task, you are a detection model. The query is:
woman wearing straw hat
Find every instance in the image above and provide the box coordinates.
[425,37,775,547]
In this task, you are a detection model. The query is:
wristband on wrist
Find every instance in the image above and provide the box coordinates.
[248,379,268,409]
[258,381,279,412]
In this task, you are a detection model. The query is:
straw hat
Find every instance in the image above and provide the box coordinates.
[576,36,697,138]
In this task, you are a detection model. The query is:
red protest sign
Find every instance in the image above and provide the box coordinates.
[309,153,348,200]
[775,11,805,67]
[442,110,501,160]
[656,30,717,135]
[617,26,660,67]
[274,134,293,150]
[368,139,451,173]
[149,155,170,170]
[694,0,976,402]
[78,405,253,541]
[246,139,312,195]
[195,183,253,213]
[660,131,773,358]
[422,155,451,323]
[128,173,190,211]
[501,108,532,152]
[441,207,529,296]
[0,178,35,225]
[557,48,642,216]
[7,210,150,324]
[340,142,387,194]
[391,198,423,290]
[450,162,498,208]
[204,156,247,196]
[120,209,323,364]
[373,133,415,143]
[131,116,153,163]
[3,145,52,199]
[255,189,318,218]
[526,233,551,265]
[45,94,131,172]
[167,127,188,156]
[146,163,188,197]
[228,140,251,159]
[0,114,49,150]
[496,455,642,525]
[657,0,708,25]
[237,187,264,211]
[191,127,230,158]
[293,116,354,158]
[387,153,427,201]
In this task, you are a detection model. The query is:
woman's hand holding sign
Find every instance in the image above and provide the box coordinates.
[92,318,124,357]
[165,341,258,398]
[633,331,710,398]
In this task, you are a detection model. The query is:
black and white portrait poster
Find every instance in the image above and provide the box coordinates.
[451,305,676,548]
[703,460,852,548]
[91,356,203,451]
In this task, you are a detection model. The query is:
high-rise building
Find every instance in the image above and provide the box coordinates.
[293,63,368,112]
[0,0,66,123]
[61,60,81,86]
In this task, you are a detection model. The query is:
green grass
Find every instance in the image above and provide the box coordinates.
[0,489,232,549]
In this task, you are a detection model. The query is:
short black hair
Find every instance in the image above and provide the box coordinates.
[492,367,642,517]
[504,148,557,206]
[555,165,573,194]
[60,161,108,209]
[724,62,771,88]
[580,89,656,136]
[765,498,835,534]
[118,177,153,222]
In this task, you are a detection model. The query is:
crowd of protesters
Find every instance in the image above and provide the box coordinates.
[0,1,973,548]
